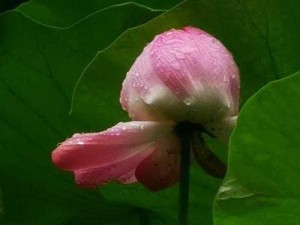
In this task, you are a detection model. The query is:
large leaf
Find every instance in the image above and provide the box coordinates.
[0,4,163,225]
[17,0,182,27]
[214,71,300,225]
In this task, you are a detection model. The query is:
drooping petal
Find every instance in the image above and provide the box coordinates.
[135,134,180,191]
[52,121,174,171]
[74,143,155,187]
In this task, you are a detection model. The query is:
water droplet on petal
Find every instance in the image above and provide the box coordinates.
[165,31,173,36]
[183,98,193,106]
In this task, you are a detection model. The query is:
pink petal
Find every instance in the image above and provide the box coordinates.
[120,84,160,121]
[52,121,174,171]
[121,27,240,126]
[120,40,189,122]
[135,134,180,191]
[74,143,155,187]
[150,27,240,120]
[151,27,239,102]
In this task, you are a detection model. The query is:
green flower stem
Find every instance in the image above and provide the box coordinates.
[179,132,191,225]
[175,122,193,225]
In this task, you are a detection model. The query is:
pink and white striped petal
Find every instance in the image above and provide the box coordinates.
[150,27,239,121]
[151,27,239,105]
[120,41,190,122]
[52,121,174,171]
[121,27,240,127]
[74,143,155,187]
[135,134,180,191]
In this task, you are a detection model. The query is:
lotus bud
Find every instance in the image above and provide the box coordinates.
[121,26,239,141]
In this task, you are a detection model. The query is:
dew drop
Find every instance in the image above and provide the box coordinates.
[165,31,173,36]
[223,73,229,82]
[183,98,192,106]
[156,54,162,60]
[130,113,136,118]
[176,54,185,60]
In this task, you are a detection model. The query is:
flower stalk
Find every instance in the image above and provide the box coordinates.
[175,122,193,225]
[179,133,191,225]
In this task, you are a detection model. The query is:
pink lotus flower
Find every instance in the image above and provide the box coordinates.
[52,26,240,191]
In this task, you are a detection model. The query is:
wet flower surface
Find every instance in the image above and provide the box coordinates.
[52,26,240,191]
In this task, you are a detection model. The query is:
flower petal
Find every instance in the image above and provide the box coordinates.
[151,27,239,100]
[120,84,161,121]
[52,121,174,171]
[74,143,155,187]
[120,40,189,122]
[135,134,180,191]
[121,27,240,126]
[150,27,240,121]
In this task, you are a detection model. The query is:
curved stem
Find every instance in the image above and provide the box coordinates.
[191,131,227,179]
